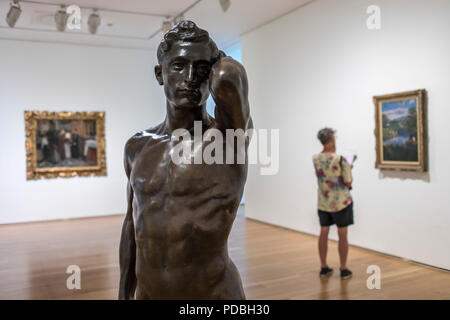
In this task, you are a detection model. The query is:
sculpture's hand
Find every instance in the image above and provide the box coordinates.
[209,56,252,132]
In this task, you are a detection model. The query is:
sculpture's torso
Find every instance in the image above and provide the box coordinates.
[127,121,247,299]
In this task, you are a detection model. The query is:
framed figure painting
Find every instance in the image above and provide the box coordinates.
[373,89,426,172]
[25,111,107,179]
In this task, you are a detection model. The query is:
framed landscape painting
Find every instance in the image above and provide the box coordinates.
[25,111,107,180]
[373,89,427,172]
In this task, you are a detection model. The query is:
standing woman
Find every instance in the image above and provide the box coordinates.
[313,128,354,280]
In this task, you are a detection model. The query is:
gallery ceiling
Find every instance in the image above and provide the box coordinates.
[0,0,314,50]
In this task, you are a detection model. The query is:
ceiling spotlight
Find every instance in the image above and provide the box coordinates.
[55,5,68,32]
[219,0,231,12]
[6,0,22,28]
[162,20,173,33]
[88,10,101,34]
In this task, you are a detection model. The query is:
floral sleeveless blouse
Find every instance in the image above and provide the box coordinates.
[313,152,353,212]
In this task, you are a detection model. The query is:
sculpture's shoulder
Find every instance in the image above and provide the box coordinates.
[124,122,165,162]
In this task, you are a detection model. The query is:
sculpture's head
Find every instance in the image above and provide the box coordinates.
[155,20,221,108]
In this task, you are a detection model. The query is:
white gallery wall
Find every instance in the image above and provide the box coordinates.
[0,40,165,224]
[242,0,450,269]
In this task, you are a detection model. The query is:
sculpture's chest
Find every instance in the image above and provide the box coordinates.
[130,138,243,199]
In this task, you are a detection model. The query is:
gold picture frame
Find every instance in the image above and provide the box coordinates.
[25,111,107,180]
[373,89,427,172]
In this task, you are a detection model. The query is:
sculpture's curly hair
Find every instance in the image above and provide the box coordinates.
[157,20,222,64]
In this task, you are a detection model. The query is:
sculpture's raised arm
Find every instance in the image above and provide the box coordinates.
[209,57,253,132]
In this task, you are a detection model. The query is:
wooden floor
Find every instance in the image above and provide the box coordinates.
[1,206,449,300]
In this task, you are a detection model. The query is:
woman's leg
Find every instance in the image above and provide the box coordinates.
[337,227,348,270]
[318,226,330,268]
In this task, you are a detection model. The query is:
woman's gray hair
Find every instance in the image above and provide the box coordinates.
[317,127,336,145]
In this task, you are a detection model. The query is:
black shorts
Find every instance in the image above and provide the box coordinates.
[318,202,354,228]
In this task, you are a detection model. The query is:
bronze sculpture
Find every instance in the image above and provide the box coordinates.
[119,21,252,300]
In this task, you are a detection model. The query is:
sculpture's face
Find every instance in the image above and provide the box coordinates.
[156,41,213,108]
